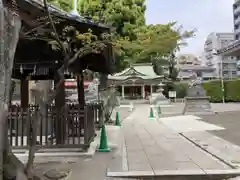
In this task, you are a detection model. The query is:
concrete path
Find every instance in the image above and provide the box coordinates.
[108,104,238,178]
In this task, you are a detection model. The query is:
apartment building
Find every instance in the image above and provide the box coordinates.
[175,54,216,81]
[233,0,240,74]
[204,32,237,79]
[234,0,240,40]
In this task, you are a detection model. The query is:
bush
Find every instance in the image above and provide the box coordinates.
[163,82,188,99]
[202,80,223,102]
[174,83,188,98]
[165,80,240,102]
[202,80,240,102]
[224,80,240,102]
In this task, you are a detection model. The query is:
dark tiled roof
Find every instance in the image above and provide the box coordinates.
[17,0,111,30]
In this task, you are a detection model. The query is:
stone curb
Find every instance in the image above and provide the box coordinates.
[107,169,240,179]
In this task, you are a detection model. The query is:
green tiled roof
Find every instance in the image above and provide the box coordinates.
[108,63,163,80]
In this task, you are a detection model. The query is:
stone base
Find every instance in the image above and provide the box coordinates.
[183,96,214,115]
[151,93,170,105]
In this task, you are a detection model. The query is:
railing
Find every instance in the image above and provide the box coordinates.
[8,103,102,149]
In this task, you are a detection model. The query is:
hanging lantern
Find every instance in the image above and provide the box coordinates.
[20,64,23,74]
[33,65,36,75]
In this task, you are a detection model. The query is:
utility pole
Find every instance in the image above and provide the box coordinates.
[212,49,225,103]
[0,1,5,179]
[220,57,225,103]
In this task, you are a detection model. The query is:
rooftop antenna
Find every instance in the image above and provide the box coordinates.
[70,0,80,16]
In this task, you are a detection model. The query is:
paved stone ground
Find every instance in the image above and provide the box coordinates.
[31,107,134,180]
[199,111,240,147]
[111,106,134,122]
[107,104,232,176]
[32,103,240,180]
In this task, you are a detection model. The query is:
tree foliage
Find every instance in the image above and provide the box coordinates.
[48,0,195,73]
[48,26,112,67]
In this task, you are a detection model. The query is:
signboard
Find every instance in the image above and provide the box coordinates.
[168,91,176,98]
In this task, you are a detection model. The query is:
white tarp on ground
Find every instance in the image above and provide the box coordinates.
[160,115,224,133]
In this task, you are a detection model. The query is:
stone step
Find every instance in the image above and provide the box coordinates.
[183,98,214,115]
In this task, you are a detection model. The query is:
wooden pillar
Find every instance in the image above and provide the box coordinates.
[77,72,85,107]
[142,85,145,99]
[150,85,153,96]
[20,79,29,109]
[121,85,125,99]
[77,71,85,136]
[54,72,65,144]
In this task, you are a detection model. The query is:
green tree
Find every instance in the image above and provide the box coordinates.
[79,0,146,37]
[48,0,195,73]
[79,0,146,71]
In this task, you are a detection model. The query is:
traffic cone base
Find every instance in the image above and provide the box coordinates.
[149,107,154,119]
[98,147,111,152]
[157,106,161,119]
[98,125,110,152]
[115,111,121,126]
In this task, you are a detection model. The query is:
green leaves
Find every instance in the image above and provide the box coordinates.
[48,0,195,73]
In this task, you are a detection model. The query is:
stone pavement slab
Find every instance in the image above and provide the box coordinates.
[111,104,233,177]
[182,131,240,169]
[159,116,224,133]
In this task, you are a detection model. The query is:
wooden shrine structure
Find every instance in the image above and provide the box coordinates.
[7,0,114,149]
[108,63,164,100]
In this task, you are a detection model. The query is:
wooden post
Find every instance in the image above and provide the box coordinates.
[77,71,85,136]
[77,72,85,107]
[0,2,5,180]
[54,73,65,144]
[20,79,29,109]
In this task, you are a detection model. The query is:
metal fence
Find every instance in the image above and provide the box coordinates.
[8,102,103,149]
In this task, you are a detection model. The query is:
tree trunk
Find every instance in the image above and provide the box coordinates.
[0,5,28,180]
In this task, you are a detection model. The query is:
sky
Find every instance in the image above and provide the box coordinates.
[145,0,235,56]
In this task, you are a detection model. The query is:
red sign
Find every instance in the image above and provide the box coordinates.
[64,79,93,89]
[64,81,77,87]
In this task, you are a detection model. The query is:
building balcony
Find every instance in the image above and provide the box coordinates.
[235,28,240,35]
[222,59,237,64]
[235,16,240,25]
[202,73,217,78]
[234,5,240,15]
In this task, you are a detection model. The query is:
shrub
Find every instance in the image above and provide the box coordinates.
[166,80,240,102]
[202,80,223,103]
[224,80,240,102]
[163,82,188,99]
[174,83,188,98]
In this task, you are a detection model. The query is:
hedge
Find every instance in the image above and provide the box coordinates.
[163,82,188,99]
[164,80,240,102]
